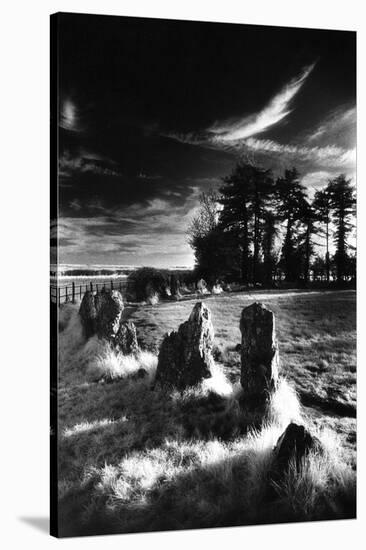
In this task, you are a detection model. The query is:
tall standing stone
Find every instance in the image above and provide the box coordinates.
[79,290,97,339]
[115,321,139,355]
[96,290,124,341]
[156,301,214,389]
[240,302,279,405]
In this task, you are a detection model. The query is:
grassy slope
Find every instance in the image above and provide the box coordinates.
[57,289,356,536]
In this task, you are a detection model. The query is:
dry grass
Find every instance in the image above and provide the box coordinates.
[56,290,356,537]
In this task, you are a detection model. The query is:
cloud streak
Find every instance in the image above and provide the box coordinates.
[59,151,122,178]
[59,99,83,132]
[242,137,355,169]
[209,63,316,142]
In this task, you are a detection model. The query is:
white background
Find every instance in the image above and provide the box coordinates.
[0,0,364,547]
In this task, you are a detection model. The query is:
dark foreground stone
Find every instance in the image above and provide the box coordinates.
[240,302,279,406]
[269,422,322,486]
[155,301,214,389]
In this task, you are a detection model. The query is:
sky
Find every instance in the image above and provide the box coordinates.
[52,13,356,268]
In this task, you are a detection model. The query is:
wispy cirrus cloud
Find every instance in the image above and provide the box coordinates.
[242,137,355,169]
[209,63,316,142]
[59,99,83,132]
[164,65,355,179]
[59,151,122,178]
[165,62,316,148]
[306,105,356,145]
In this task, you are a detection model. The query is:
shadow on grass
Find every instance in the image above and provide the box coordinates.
[59,443,356,538]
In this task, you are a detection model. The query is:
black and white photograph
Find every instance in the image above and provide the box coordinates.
[50,12,356,538]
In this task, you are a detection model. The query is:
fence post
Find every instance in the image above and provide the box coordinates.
[72,282,75,303]
[65,286,68,302]
[58,287,61,306]
[90,282,93,292]
[80,285,82,299]
[111,280,114,291]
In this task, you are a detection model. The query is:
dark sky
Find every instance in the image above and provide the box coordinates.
[53,13,356,268]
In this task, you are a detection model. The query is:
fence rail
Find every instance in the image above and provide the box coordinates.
[50,279,129,306]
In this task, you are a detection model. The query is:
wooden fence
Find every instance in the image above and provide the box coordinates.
[50,278,129,306]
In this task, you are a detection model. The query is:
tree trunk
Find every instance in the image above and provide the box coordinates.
[304,222,311,285]
[253,208,260,284]
[283,218,293,281]
[241,211,249,285]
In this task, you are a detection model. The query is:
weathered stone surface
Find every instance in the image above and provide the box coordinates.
[269,423,322,485]
[240,302,279,405]
[79,289,125,343]
[156,301,214,389]
[79,291,97,338]
[115,321,139,355]
[96,290,124,340]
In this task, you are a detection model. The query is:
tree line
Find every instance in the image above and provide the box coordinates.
[188,162,356,287]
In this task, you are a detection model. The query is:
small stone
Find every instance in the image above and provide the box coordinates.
[269,422,322,485]
[197,279,209,295]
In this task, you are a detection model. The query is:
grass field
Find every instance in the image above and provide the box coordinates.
[56,289,356,536]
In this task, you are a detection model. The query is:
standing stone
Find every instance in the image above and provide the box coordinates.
[115,321,139,355]
[95,290,124,341]
[170,273,181,299]
[79,291,97,338]
[240,302,279,405]
[79,289,140,354]
[156,302,214,389]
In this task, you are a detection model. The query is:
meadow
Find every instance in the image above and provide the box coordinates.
[56,289,356,536]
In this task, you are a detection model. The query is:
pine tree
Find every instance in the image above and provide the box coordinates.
[276,168,308,282]
[219,161,274,284]
[327,175,356,282]
[313,187,332,282]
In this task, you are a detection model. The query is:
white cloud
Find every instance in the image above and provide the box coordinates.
[59,152,122,177]
[307,106,356,144]
[242,137,356,169]
[210,63,316,142]
[59,99,82,132]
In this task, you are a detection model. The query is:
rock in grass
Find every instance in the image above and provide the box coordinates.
[115,320,139,355]
[240,302,279,406]
[79,289,124,343]
[95,290,124,341]
[269,422,322,484]
[156,301,214,389]
[79,290,97,338]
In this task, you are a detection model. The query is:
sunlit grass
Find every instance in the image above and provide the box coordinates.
[57,289,356,536]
